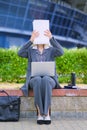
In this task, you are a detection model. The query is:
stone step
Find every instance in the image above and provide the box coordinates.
[0,89,87,119]
[0,89,87,96]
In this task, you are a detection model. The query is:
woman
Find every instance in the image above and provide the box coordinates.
[18,30,64,124]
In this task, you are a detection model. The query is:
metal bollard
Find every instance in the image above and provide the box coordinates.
[71,72,76,86]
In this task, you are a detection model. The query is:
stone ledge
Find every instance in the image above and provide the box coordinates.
[20,96,87,118]
[0,89,87,118]
[0,89,87,97]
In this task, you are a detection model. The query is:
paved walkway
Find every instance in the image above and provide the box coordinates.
[0,118,87,130]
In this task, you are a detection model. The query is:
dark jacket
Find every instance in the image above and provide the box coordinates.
[18,37,64,96]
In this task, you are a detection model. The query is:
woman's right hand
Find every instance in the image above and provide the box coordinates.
[30,31,39,42]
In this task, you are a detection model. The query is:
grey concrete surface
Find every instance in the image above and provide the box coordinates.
[0,118,87,130]
[20,96,87,118]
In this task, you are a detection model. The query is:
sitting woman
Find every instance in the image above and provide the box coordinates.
[18,30,64,125]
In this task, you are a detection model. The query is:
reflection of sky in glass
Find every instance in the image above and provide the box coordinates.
[0,0,87,48]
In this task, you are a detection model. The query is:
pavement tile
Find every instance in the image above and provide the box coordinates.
[0,118,87,130]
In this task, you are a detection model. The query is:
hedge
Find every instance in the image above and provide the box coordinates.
[56,48,87,83]
[0,48,87,84]
[0,49,27,83]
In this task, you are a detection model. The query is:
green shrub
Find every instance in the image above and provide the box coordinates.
[56,48,87,83]
[0,48,87,84]
[0,49,27,83]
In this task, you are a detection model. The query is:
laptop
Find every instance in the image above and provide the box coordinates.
[31,61,55,77]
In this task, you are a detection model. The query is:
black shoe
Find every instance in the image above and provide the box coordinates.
[44,116,51,125]
[37,116,44,125]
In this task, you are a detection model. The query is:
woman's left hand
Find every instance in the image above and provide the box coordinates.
[44,30,52,39]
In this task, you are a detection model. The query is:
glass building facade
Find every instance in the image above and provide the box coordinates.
[0,0,87,48]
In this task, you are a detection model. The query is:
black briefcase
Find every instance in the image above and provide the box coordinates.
[0,90,21,121]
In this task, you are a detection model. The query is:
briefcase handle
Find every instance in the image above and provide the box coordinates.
[0,90,19,111]
[0,90,15,108]
[0,90,10,97]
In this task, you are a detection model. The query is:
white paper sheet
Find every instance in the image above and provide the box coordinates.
[33,20,50,44]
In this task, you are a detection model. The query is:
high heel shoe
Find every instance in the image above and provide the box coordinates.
[36,107,44,125]
[44,115,51,125]
[37,116,44,125]
[43,108,51,125]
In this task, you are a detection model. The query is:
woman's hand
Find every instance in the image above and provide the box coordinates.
[30,30,39,42]
[44,30,52,39]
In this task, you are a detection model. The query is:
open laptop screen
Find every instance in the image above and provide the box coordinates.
[31,61,55,77]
